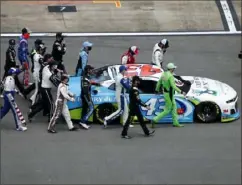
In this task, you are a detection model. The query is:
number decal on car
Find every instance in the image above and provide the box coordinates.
[125,64,161,77]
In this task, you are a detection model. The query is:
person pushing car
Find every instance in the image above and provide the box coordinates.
[121,76,155,139]
[152,63,186,128]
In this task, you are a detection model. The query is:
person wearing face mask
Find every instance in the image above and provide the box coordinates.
[121,76,155,139]
[75,41,93,77]
[79,65,100,129]
[1,67,27,131]
[152,63,186,128]
[152,39,169,68]
[48,75,79,133]
[1,39,26,99]
[29,43,47,105]
[51,32,67,73]
[121,46,139,64]
[28,60,60,122]
[18,27,31,87]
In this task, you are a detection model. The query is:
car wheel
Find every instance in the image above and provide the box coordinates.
[195,102,220,123]
[95,103,119,124]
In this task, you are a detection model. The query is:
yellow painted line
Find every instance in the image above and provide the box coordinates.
[93,1,121,8]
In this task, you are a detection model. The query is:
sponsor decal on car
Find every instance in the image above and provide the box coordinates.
[192,89,217,96]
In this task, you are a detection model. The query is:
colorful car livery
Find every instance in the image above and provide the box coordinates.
[67,64,240,124]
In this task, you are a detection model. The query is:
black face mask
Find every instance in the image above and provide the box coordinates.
[88,47,92,51]
[9,45,15,49]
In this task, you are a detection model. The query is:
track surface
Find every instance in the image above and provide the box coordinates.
[1,36,241,184]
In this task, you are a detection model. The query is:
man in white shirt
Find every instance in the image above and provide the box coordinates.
[152,39,169,68]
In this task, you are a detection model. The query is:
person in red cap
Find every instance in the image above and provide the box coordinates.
[121,46,139,64]
[18,27,31,87]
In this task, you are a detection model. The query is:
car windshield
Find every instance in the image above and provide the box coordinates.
[90,66,111,82]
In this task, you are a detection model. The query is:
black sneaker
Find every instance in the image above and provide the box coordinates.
[146,130,155,136]
[27,114,32,123]
[69,126,79,131]
[48,128,57,133]
[121,135,132,139]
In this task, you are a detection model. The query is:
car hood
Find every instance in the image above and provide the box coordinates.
[181,76,237,99]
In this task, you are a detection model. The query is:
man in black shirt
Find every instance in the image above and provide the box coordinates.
[79,65,100,129]
[51,32,66,73]
[1,39,26,98]
[121,76,155,139]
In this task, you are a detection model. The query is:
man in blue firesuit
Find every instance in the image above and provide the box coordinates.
[75,41,93,76]
[1,67,27,131]
[18,27,31,87]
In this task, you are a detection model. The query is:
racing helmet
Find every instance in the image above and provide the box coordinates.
[166,63,177,70]
[8,67,21,75]
[129,46,139,55]
[9,39,16,46]
[160,39,169,48]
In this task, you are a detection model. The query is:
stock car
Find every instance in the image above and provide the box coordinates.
[67,64,240,124]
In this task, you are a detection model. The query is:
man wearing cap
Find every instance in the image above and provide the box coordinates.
[48,75,79,133]
[75,41,93,76]
[152,63,186,128]
[79,65,100,129]
[1,39,26,98]
[152,39,169,68]
[18,27,31,87]
[121,76,155,139]
[52,32,67,73]
[103,65,131,128]
[121,46,139,64]
[1,67,27,131]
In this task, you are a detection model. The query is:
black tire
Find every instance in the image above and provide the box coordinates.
[195,102,220,123]
[95,103,120,124]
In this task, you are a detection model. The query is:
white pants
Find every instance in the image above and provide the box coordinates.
[30,72,39,105]
[105,94,128,125]
[48,100,74,130]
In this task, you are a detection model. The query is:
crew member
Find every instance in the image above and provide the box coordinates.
[29,43,46,105]
[1,39,26,98]
[75,41,93,76]
[152,63,186,128]
[51,32,66,73]
[104,65,131,128]
[121,46,139,64]
[18,27,31,86]
[121,76,155,139]
[0,67,27,131]
[152,39,169,68]
[28,60,60,122]
[48,75,79,133]
[79,65,100,129]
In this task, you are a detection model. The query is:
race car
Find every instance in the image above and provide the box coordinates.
[67,64,240,124]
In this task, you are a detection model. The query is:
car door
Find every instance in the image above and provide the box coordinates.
[139,77,194,123]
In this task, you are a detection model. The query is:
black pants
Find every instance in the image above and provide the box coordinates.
[41,88,54,118]
[121,107,150,136]
[81,95,94,123]
[24,83,36,95]
[57,61,66,73]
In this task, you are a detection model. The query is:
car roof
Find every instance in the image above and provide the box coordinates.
[108,64,163,78]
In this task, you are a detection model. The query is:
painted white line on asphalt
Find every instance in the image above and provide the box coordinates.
[1,31,241,37]
[220,0,237,32]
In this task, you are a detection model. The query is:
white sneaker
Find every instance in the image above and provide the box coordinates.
[0,94,3,98]
[103,119,107,128]
[129,124,134,128]
[79,122,90,130]
[16,126,27,131]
